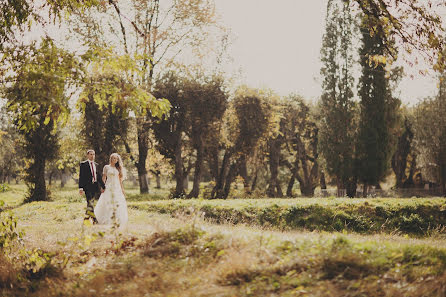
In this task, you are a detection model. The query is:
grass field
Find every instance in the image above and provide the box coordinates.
[1,183,446,296]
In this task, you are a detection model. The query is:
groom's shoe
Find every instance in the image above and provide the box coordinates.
[83,216,98,226]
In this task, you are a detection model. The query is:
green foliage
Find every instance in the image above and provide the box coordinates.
[0,211,23,252]
[413,71,446,189]
[79,47,171,120]
[0,184,10,193]
[131,198,446,236]
[356,16,401,188]
[280,95,319,197]
[352,0,445,72]
[0,117,24,184]
[211,86,274,199]
[2,38,81,133]
[152,71,227,198]
[78,47,171,167]
[0,0,102,49]
[318,0,357,195]
[2,186,446,296]
[1,38,83,202]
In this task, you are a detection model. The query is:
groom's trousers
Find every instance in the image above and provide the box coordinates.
[84,183,100,222]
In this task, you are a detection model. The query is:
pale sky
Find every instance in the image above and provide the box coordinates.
[213,0,439,105]
[25,0,440,105]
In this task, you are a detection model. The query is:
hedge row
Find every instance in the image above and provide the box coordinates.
[129,198,446,236]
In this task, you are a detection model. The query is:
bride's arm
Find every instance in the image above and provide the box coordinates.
[102,165,107,185]
[120,177,125,197]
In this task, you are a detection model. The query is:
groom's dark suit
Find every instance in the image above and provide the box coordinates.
[79,160,105,222]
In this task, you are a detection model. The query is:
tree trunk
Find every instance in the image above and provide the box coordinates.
[295,135,318,197]
[251,172,258,192]
[286,171,296,197]
[137,118,150,194]
[156,174,161,189]
[60,172,67,188]
[363,183,368,198]
[238,156,250,193]
[440,163,446,196]
[137,166,150,194]
[173,134,184,198]
[48,172,53,186]
[212,150,231,199]
[222,163,238,199]
[346,178,357,198]
[188,141,204,198]
[405,155,417,187]
[320,171,327,189]
[300,184,314,197]
[28,156,48,201]
[183,174,189,191]
[267,139,282,197]
[208,146,219,182]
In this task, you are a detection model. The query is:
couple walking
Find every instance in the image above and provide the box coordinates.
[78,150,128,229]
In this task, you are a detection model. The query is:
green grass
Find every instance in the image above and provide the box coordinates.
[2,183,446,296]
[128,198,446,236]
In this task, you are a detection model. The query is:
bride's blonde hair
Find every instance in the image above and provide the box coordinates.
[110,153,127,180]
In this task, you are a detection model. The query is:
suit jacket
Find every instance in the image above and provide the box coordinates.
[79,160,105,193]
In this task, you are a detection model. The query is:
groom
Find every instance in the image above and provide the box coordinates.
[79,149,105,223]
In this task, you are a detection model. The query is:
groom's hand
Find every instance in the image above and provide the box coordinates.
[100,188,105,193]
[79,189,84,196]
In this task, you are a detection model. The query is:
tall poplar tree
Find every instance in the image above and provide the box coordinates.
[356,16,400,195]
[319,0,357,197]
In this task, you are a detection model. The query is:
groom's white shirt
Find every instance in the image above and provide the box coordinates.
[89,160,97,183]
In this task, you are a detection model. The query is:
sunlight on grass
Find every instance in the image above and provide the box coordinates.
[2,184,446,296]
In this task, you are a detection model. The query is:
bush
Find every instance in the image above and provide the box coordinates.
[0,184,10,192]
[131,199,446,236]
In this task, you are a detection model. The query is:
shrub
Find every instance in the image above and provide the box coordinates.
[0,184,10,193]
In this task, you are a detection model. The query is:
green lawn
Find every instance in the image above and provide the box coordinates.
[1,184,446,296]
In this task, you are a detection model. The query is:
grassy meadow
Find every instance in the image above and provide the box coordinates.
[1,182,446,296]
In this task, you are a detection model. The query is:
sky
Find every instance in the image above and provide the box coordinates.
[213,0,439,105]
[24,0,440,106]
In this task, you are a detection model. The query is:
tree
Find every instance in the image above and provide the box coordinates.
[1,38,81,201]
[351,0,445,71]
[391,109,417,188]
[265,102,285,198]
[3,1,445,69]
[413,70,446,193]
[183,74,228,198]
[319,0,358,197]
[69,0,220,194]
[151,71,194,198]
[0,109,23,184]
[78,48,170,170]
[79,77,130,167]
[281,95,320,197]
[356,15,401,195]
[211,87,271,199]
[0,0,101,49]
[52,118,84,187]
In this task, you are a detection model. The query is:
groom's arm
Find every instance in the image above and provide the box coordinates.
[79,162,86,194]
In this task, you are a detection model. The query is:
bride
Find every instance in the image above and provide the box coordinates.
[94,153,128,229]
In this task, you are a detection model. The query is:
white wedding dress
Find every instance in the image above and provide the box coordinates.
[94,165,128,229]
